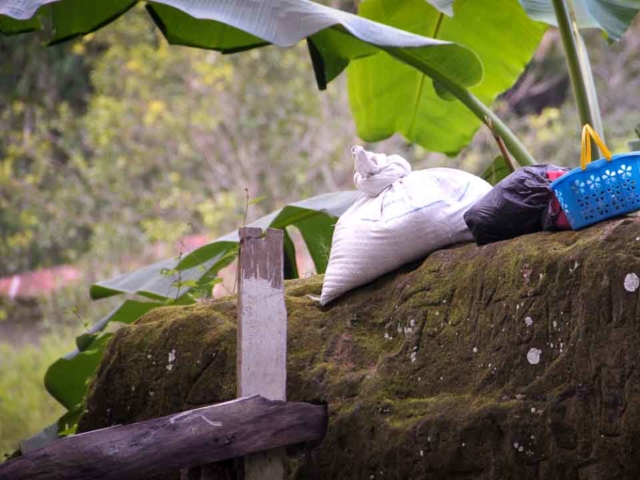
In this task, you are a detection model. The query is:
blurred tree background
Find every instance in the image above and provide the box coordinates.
[1,2,639,457]
[0,5,358,278]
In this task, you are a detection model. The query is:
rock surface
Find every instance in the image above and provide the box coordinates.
[79,218,640,480]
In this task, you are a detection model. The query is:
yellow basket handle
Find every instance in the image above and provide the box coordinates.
[581,124,612,170]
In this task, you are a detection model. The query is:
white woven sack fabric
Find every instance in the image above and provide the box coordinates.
[320,146,492,305]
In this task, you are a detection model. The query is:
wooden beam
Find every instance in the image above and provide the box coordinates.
[0,396,327,480]
[237,227,288,480]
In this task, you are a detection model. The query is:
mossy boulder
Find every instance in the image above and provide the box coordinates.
[79,218,640,480]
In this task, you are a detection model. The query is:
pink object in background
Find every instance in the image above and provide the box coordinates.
[0,265,82,300]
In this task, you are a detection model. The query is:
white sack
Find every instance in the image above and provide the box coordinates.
[320,146,492,305]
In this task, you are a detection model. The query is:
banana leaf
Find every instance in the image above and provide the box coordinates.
[0,0,482,94]
[521,0,640,41]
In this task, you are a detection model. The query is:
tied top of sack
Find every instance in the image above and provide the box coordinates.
[352,145,411,197]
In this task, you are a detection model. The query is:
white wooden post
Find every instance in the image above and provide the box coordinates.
[237,227,287,480]
[181,226,289,480]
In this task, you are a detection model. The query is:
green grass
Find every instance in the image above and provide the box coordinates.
[0,329,75,459]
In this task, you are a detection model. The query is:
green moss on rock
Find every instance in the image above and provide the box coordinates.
[79,218,640,479]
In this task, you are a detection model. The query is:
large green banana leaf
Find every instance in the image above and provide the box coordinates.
[90,190,360,300]
[45,300,161,411]
[0,12,40,33]
[0,0,482,97]
[521,0,640,41]
[347,0,547,155]
[0,0,138,41]
[24,299,161,449]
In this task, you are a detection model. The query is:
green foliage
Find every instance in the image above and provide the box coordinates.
[0,0,542,169]
[91,190,359,300]
[519,0,640,147]
[0,14,40,34]
[49,0,138,44]
[45,333,114,412]
[348,0,546,154]
[0,331,72,459]
[1,0,483,92]
[481,156,513,185]
[0,31,93,276]
[2,0,517,162]
[521,0,640,41]
[89,243,239,300]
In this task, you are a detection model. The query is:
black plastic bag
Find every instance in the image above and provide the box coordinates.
[464,164,569,245]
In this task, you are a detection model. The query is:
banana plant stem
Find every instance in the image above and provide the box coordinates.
[551,0,600,159]
[385,47,537,166]
[456,88,537,166]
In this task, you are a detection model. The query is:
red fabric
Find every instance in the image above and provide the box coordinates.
[547,170,571,230]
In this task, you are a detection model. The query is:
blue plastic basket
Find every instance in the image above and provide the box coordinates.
[550,153,640,229]
[550,125,640,230]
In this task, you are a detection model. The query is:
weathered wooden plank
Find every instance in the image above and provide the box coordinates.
[0,396,327,480]
[238,227,288,480]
